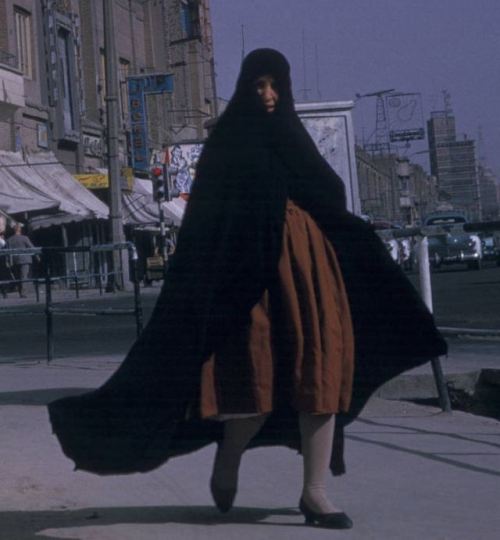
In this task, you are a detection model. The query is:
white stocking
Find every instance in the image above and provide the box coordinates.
[299,412,340,514]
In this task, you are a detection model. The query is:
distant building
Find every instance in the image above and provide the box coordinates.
[427,110,481,220]
[356,147,439,225]
[478,165,499,221]
[356,146,393,221]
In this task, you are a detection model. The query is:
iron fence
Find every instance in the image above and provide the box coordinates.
[0,242,143,361]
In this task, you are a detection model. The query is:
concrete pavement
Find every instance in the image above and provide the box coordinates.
[0,289,499,539]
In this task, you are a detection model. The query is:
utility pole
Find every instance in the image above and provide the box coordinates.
[103,0,128,290]
[300,28,311,101]
[356,88,395,155]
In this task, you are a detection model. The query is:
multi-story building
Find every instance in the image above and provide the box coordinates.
[1,3,215,195]
[356,147,439,226]
[0,0,216,180]
[355,145,393,221]
[427,110,481,221]
[478,165,499,221]
[0,0,217,280]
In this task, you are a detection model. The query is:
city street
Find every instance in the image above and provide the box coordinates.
[2,263,500,363]
[1,0,500,536]
[409,263,500,329]
[1,275,499,539]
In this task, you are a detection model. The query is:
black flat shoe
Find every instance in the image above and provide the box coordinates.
[210,475,237,513]
[299,498,353,529]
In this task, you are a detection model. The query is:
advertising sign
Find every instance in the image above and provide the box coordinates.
[127,74,174,173]
[386,92,425,143]
[166,143,203,195]
[296,101,361,214]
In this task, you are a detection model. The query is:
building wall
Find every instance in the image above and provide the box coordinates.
[143,0,217,144]
[356,145,392,221]
[0,0,217,175]
[479,165,499,220]
[356,146,439,226]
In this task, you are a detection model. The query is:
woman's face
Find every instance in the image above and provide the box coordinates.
[254,75,278,113]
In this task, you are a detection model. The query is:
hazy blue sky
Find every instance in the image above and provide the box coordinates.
[210,0,500,176]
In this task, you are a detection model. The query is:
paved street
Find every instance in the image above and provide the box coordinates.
[0,278,499,539]
[2,263,500,362]
[408,263,500,329]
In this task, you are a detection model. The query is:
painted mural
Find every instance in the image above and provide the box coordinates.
[167,143,203,194]
[300,115,350,186]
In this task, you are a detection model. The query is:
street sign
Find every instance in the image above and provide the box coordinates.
[127,74,174,173]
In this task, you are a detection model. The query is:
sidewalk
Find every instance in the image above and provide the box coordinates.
[0,282,156,309]
[0,292,499,539]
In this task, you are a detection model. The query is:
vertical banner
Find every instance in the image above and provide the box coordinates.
[127,74,174,174]
[128,78,148,173]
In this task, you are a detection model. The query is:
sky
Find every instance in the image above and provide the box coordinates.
[210,0,500,177]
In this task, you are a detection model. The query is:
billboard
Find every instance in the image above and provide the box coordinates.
[166,143,203,195]
[386,92,425,143]
[296,101,361,214]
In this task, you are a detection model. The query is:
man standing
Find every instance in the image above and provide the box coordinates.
[6,224,36,298]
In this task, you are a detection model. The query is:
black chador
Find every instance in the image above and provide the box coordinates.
[48,49,447,476]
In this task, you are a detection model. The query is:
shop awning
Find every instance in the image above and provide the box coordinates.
[0,150,109,229]
[0,208,13,233]
[122,178,185,228]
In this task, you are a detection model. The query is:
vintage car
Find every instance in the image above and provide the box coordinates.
[480,235,500,265]
[423,212,482,270]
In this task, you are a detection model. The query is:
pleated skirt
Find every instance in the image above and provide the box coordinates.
[200,200,354,418]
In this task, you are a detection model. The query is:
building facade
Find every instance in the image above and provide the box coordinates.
[356,145,393,221]
[478,165,499,221]
[0,0,217,175]
[0,0,217,284]
[427,110,481,221]
[356,146,439,226]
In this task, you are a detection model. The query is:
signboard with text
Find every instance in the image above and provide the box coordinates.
[127,74,174,173]
[386,92,425,143]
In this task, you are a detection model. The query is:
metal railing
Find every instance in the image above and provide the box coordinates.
[0,242,143,362]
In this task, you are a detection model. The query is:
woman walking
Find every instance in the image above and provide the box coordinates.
[48,49,446,530]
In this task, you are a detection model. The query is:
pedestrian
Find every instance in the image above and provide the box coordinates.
[6,223,36,298]
[0,231,11,298]
[48,49,446,529]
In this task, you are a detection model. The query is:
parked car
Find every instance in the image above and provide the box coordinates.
[423,212,482,270]
[480,235,500,265]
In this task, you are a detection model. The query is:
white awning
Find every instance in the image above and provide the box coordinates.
[123,178,185,228]
[0,150,109,229]
[0,208,13,233]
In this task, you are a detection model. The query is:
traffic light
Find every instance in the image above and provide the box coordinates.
[151,165,165,201]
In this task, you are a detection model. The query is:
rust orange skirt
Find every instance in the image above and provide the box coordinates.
[200,200,354,418]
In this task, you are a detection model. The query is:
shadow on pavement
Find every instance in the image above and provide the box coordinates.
[0,505,302,540]
[0,388,91,406]
[349,417,500,477]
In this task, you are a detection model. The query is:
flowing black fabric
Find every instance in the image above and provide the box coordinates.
[48,49,447,476]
